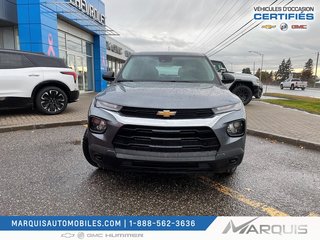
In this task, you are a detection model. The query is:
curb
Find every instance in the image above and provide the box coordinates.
[1,121,319,151]
[0,120,87,133]
[247,129,320,151]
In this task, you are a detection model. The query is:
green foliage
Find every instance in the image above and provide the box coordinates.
[301,58,314,82]
[242,68,251,74]
[255,69,273,84]
[275,59,292,82]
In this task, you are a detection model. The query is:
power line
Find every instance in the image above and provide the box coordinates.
[190,0,233,47]
[193,0,245,48]
[197,0,261,51]
[205,0,280,55]
[206,0,293,56]
[208,22,262,57]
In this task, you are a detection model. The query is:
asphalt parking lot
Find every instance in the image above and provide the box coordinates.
[0,126,319,216]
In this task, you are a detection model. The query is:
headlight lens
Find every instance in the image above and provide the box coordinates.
[89,116,108,134]
[95,99,122,112]
[227,120,246,137]
[213,102,242,114]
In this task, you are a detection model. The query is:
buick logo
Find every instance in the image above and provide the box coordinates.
[280,23,288,31]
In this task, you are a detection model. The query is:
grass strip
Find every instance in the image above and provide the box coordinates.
[262,93,320,115]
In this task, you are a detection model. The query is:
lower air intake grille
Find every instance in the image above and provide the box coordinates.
[113,125,220,152]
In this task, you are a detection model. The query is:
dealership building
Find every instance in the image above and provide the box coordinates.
[0,0,132,92]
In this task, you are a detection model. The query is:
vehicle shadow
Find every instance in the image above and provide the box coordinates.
[77,169,238,215]
[0,107,36,116]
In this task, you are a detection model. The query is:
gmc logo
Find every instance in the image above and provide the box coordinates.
[291,25,307,29]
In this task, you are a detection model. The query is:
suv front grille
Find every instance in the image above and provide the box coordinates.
[113,125,220,152]
[120,107,214,119]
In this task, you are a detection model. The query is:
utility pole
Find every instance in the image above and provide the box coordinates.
[315,51,319,79]
[249,51,265,92]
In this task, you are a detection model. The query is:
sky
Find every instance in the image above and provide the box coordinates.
[105,0,319,73]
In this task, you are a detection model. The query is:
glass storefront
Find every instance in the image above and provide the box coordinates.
[107,56,125,75]
[58,30,94,92]
[0,26,19,50]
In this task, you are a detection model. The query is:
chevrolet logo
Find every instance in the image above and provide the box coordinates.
[157,110,177,118]
[261,25,276,29]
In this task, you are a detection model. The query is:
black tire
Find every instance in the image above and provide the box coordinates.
[301,87,305,91]
[255,89,262,99]
[280,84,283,89]
[232,85,253,105]
[219,167,237,176]
[35,86,68,114]
[290,84,295,90]
[82,130,99,168]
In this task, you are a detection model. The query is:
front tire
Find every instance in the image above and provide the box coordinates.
[301,87,305,91]
[290,84,295,90]
[219,167,237,177]
[280,84,283,89]
[232,85,253,105]
[255,88,262,99]
[35,86,68,114]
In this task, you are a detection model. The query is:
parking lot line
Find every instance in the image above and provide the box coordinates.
[199,176,289,216]
[308,212,320,217]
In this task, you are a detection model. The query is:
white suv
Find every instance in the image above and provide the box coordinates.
[0,49,79,114]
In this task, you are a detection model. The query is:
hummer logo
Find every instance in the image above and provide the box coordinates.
[156,110,177,118]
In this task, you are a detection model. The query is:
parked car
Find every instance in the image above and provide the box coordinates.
[280,78,307,90]
[83,52,246,175]
[210,60,263,105]
[0,49,79,114]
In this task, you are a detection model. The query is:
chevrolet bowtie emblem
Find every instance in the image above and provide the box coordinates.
[157,110,177,118]
[261,24,276,29]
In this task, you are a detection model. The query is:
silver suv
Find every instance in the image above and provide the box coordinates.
[83,52,246,175]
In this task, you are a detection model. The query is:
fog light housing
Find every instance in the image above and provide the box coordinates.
[89,116,107,134]
[227,120,245,137]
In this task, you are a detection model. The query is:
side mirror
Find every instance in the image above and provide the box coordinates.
[102,71,115,82]
[218,67,227,73]
[221,73,235,84]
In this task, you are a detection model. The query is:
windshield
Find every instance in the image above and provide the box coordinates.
[210,61,226,72]
[118,55,220,84]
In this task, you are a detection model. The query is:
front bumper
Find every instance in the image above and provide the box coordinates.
[69,90,79,103]
[85,104,246,173]
[253,85,263,98]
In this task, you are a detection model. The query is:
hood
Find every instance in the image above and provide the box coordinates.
[96,82,241,109]
[231,72,259,81]
[228,72,263,87]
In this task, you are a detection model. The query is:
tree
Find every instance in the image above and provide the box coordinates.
[255,68,261,78]
[284,58,292,79]
[242,68,251,74]
[275,59,286,81]
[255,69,272,84]
[301,58,313,81]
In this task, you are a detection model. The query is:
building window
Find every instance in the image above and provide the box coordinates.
[0,27,18,50]
[58,30,94,92]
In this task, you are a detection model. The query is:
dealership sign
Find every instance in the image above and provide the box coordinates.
[69,0,105,25]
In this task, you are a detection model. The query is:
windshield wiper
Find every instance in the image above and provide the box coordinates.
[117,80,134,82]
[161,80,193,83]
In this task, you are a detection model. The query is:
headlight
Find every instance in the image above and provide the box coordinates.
[95,99,122,112]
[213,102,242,114]
[89,116,108,134]
[227,120,246,137]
